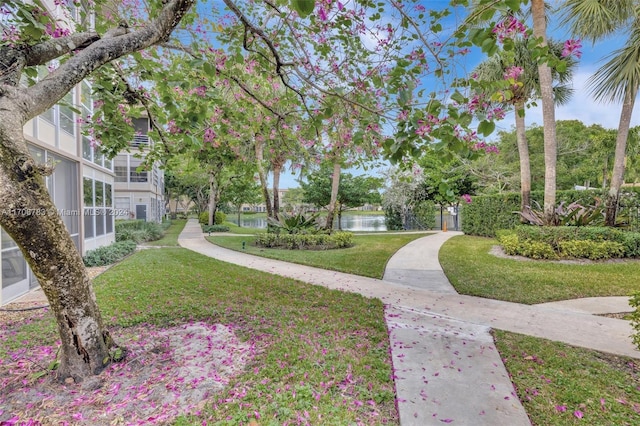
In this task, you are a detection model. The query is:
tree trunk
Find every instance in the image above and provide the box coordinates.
[272,162,282,216]
[514,101,531,213]
[0,125,116,382]
[255,138,273,219]
[337,204,343,230]
[606,87,637,226]
[0,0,194,383]
[532,0,558,225]
[208,172,218,226]
[237,205,242,227]
[325,161,341,232]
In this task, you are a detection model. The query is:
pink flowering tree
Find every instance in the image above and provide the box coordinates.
[0,0,196,381]
[0,0,539,384]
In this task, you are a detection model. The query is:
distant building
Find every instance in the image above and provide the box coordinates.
[241,188,289,213]
[113,117,165,223]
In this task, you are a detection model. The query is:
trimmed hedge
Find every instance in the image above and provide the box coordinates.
[254,231,354,250]
[202,224,230,233]
[198,211,227,225]
[496,226,637,260]
[83,240,137,267]
[461,188,640,237]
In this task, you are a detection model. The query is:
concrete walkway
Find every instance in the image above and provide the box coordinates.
[178,220,639,425]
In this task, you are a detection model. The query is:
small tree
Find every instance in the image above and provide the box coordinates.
[221,172,262,226]
[301,164,382,230]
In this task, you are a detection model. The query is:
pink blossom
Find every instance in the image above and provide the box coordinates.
[192,86,207,97]
[204,127,216,143]
[555,405,567,412]
[45,23,71,38]
[493,16,527,43]
[503,66,523,81]
[574,410,584,419]
[562,39,582,59]
[462,194,472,204]
[2,25,21,45]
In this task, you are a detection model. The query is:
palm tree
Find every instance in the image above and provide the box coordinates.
[473,39,575,213]
[561,0,640,226]
[530,0,561,224]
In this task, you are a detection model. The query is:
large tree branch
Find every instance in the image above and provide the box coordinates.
[24,32,101,66]
[20,0,194,121]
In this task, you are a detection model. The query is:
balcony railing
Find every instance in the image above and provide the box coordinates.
[131,135,149,147]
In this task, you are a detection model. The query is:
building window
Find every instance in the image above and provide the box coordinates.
[59,91,75,136]
[114,158,128,182]
[40,108,55,124]
[83,177,114,238]
[82,136,92,161]
[130,158,148,183]
[132,118,149,147]
[130,169,148,183]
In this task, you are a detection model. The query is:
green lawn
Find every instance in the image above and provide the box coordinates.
[206,233,430,278]
[1,248,397,424]
[143,219,187,246]
[439,235,640,304]
[221,222,264,235]
[494,330,640,426]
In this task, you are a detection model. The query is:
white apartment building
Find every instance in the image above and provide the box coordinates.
[1,1,115,305]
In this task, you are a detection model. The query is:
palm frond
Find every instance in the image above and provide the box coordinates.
[559,0,633,42]
[588,28,640,103]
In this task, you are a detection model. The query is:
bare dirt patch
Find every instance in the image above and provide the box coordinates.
[0,322,255,425]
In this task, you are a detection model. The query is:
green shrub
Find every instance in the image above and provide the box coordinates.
[83,240,136,267]
[518,240,558,260]
[267,211,320,234]
[512,226,626,248]
[384,206,403,231]
[216,211,227,224]
[198,211,207,224]
[254,231,353,250]
[202,224,230,233]
[498,227,629,260]
[331,231,354,248]
[413,200,437,230]
[622,232,640,258]
[461,192,522,237]
[496,232,520,256]
[116,220,163,243]
[198,211,227,225]
[559,240,625,260]
[461,189,618,237]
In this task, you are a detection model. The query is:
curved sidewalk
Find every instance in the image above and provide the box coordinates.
[178,220,639,426]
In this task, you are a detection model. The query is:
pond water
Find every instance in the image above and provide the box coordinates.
[228,214,388,232]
